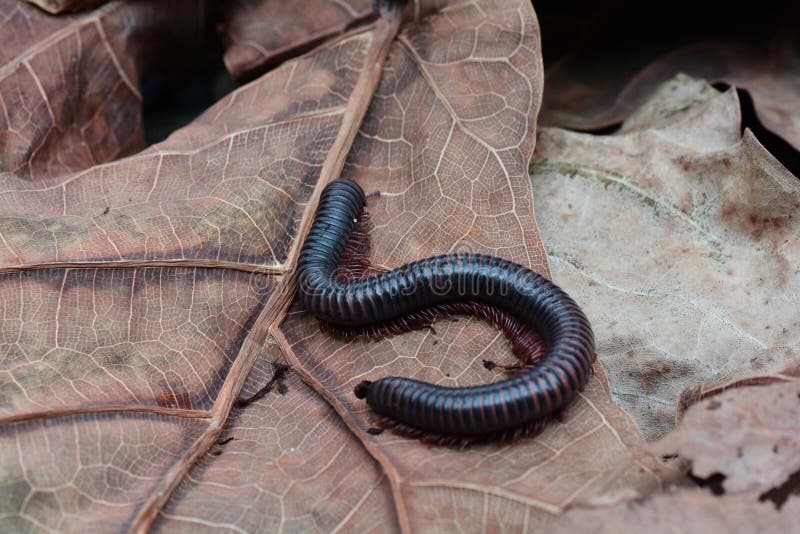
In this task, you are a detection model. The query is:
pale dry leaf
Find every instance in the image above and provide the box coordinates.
[676,361,800,417]
[653,378,800,496]
[532,74,800,440]
[553,489,800,533]
[219,0,456,81]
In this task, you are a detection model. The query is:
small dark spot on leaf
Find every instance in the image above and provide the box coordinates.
[707,400,722,410]
[773,444,779,454]
[102,206,110,215]
[367,427,384,435]
[217,437,235,446]
[483,359,497,370]
[277,383,288,395]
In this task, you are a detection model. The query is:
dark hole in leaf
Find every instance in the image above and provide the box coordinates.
[690,472,726,496]
[760,469,800,509]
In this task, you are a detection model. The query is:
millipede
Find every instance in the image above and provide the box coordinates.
[297,178,596,445]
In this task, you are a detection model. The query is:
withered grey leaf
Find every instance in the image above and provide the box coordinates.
[533,74,800,441]
[653,376,800,496]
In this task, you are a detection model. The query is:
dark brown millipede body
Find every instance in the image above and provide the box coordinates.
[297,179,596,439]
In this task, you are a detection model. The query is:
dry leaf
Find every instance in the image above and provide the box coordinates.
[553,489,800,533]
[553,375,800,531]
[653,377,800,496]
[220,0,375,80]
[0,0,671,530]
[157,346,399,532]
[219,1,461,81]
[532,74,800,440]
[541,38,800,151]
[0,0,208,183]
[676,361,800,417]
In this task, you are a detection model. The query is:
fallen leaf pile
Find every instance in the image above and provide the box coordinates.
[0,0,797,531]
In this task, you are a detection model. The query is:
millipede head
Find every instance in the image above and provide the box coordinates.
[354,380,373,399]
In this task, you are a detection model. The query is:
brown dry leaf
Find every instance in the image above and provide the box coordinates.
[1,0,669,531]
[219,0,461,81]
[540,38,800,151]
[157,344,399,532]
[220,0,375,81]
[532,74,800,441]
[652,375,800,497]
[0,0,208,182]
[553,489,800,533]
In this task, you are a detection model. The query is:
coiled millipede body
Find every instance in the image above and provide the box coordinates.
[297,179,596,441]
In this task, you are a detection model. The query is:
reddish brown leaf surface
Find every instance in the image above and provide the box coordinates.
[220,0,457,81]
[0,0,207,184]
[1,0,675,531]
[540,38,800,150]
[0,0,390,529]
[532,74,800,441]
[220,0,375,81]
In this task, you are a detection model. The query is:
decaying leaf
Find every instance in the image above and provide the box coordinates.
[652,376,800,497]
[540,37,800,151]
[532,74,800,440]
